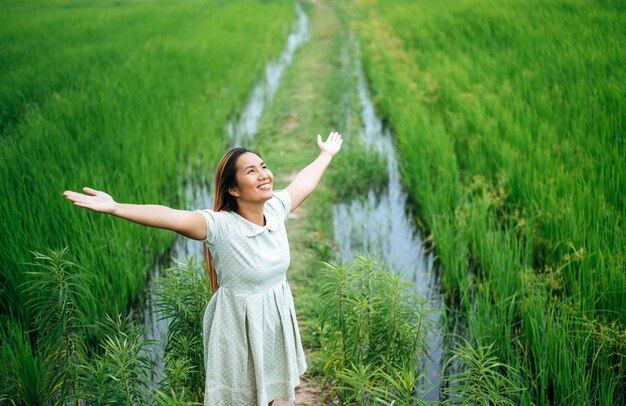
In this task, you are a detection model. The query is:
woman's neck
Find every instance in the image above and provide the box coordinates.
[236,203,265,226]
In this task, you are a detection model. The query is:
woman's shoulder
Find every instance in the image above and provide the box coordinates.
[194,208,233,222]
[267,190,291,219]
[194,209,237,244]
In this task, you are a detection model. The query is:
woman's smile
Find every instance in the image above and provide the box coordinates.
[232,152,274,202]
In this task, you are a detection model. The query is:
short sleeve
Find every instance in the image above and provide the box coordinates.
[270,190,292,221]
[193,209,224,245]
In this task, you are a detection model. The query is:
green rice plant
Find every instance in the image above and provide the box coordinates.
[442,338,523,405]
[1,0,296,400]
[319,254,436,404]
[327,142,389,202]
[0,0,296,349]
[153,258,212,401]
[340,0,625,402]
[0,319,50,405]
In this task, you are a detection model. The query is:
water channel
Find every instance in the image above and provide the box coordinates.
[332,46,443,400]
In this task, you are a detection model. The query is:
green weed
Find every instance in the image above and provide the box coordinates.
[318,254,436,404]
[153,258,211,401]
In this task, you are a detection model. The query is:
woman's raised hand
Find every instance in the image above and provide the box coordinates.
[63,187,116,213]
[317,131,343,157]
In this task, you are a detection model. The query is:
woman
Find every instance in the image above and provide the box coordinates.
[63,132,343,405]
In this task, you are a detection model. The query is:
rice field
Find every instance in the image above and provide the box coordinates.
[0,0,295,400]
[343,0,625,403]
[1,0,624,403]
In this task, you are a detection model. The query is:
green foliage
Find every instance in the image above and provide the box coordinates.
[2,250,212,403]
[74,314,154,404]
[0,320,50,405]
[151,389,202,406]
[22,248,91,353]
[327,142,389,201]
[318,254,436,404]
[342,0,625,402]
[153,258,212,401]
[443,339,523,405]
[0,0,295,343]
[19,247,91,402]
[0,0,295,401]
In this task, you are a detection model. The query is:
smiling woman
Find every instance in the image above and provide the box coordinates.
[63,132,343,405]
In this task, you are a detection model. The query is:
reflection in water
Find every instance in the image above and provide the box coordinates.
[332,51,443,400]
[139,3,310,382]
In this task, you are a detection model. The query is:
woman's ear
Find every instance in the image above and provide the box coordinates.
[228,186,240,197]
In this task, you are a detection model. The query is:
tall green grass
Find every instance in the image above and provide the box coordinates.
[342,0,625,403]
[1,0,294,330]
[0,0,295,404]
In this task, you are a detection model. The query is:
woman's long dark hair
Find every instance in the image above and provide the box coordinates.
[203,147,261,294]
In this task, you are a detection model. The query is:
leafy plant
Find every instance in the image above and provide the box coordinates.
[73,314,155,404]
[17,247,92,402]
[443,338,523,405]
[319,254,436,404]
[153,257,212,401]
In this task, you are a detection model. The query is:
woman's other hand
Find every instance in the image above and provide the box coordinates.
[317,131,343,157]
[63,187,116,213]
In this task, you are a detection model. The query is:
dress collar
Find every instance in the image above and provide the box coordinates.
[231,207,278,237]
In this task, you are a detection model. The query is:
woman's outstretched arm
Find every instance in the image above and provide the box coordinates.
[63,187,207,240]
[285,131,343,211]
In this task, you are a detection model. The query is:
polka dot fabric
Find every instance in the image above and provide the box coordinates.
[195,190,307,405]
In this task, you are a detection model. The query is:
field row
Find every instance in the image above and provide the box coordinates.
[344,0,625,403]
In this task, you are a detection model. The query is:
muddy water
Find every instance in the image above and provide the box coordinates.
[138,3,310,381]
[332,52,443,400]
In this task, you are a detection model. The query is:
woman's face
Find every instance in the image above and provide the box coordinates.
[229,152,274,203]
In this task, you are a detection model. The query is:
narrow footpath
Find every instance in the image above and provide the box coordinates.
[254,0,346,404]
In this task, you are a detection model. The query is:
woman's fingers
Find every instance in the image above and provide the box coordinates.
[325,131,341,142]
[63,189,98,206]
[63,187,100,200]
[82,187,99,195]
[63,190,83,202]
[73,201,91,208]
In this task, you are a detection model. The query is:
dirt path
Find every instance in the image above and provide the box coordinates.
[254,0,346,404]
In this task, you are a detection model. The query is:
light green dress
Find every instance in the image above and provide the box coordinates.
[196,190,307,406]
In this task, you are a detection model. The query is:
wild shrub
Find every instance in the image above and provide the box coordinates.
[153,257,212,402]
[73,314,154,404]
[443,338,523,405]
[16,248,92,403]
[327,143,388,201]
[318,254,435,404]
